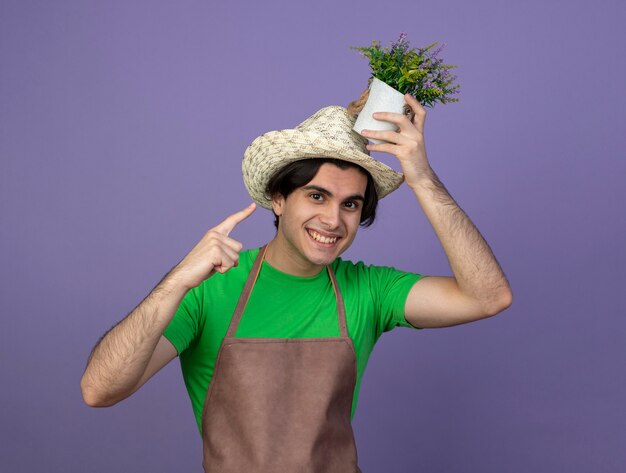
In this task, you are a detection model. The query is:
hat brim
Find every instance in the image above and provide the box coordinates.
[242,129,404,209]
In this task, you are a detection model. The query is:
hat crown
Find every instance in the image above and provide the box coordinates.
[242,105,403,209]
[295,106,369,151]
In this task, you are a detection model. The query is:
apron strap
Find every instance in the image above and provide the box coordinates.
[327,261,348,338]
[226,244,349,338]
[226,244,268,338]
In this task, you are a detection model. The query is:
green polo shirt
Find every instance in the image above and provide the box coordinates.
[164,247,424,433]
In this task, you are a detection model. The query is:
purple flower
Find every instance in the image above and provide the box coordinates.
[391,32,410,52]
[429,42,446,60]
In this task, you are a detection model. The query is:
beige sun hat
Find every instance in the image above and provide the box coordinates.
[242,105,404,209]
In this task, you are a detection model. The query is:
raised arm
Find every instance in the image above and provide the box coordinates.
[361,96,512,328]
[80,203,256,406]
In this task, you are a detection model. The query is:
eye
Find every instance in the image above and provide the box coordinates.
[344,201,360,210]
[309,193,323,201]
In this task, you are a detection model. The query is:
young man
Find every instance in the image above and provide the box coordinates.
[81,95,512,472]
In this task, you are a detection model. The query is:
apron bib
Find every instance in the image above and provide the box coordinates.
[201,245,361,472]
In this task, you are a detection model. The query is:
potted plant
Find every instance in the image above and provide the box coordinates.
[349,33,460,143]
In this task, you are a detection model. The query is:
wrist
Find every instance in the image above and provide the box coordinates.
[158,267,194,296]
[407,165,439,191]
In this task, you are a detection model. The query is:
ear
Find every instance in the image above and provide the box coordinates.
[271,194,285,217]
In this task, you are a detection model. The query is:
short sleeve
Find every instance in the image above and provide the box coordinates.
[163,285,203,355]
[368,265,426,335]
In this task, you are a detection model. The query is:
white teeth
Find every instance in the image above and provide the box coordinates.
[308,230,337,244]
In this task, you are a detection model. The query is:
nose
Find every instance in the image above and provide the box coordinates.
[319,203,340,229]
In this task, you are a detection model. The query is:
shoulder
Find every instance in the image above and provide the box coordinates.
[238,246,261,270]
[331,257,425,294]
[330,257,391,288]
[195,246,261,292]
[223,246,260,280]
[331,257,405,278]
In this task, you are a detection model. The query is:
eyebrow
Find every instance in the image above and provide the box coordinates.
[301,185,365,202]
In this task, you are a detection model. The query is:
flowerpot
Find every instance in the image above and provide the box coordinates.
[353,77,412,144]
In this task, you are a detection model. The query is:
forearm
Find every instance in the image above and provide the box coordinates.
[80,204,256,406]
[80,269,188,406]
[411,167,512,312]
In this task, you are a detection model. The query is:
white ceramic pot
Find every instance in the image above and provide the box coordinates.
[353,77,407,144]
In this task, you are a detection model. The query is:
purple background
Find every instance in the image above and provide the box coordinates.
[1,0,625,471]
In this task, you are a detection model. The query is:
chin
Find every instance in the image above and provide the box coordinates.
[302,240,348,267]
[306,253,337,267]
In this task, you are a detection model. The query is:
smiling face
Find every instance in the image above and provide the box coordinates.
[267,162,368,277]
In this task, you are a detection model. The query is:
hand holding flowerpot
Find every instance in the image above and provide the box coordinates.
[350,34,460,144]
[352,78,415,144]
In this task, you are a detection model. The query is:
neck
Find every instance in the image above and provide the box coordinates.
[265,236,325,278]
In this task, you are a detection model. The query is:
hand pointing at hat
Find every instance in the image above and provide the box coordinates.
[361,94,429,189]
[171,203,256,290]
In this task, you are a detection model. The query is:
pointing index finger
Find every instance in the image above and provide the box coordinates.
[215,202,257,236]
